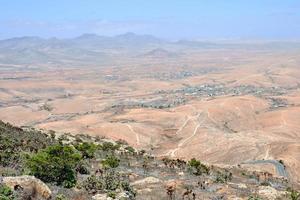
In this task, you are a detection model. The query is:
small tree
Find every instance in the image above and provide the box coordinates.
[101,142,120,152]
[75,142,97,159]
[26,144,82,188]
[101,155,120,169]
[188,158,209,176]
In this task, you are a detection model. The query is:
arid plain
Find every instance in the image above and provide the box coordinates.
[0,36,300,185]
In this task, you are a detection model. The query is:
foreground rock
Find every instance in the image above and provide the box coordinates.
[2,175,51,200]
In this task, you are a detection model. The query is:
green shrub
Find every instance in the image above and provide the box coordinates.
[0,121,55,170]
[260,181,270,186]
[81,172,122,193]
[287,188,300,200]
[214,170,232,183]
[101,155,120,169]
[121,181,136,198]
[26,144,81,187]
[104,171,120,191]
[62,179,76,188]
[0,121,54,168]
[81,175,104,194]
[124,146,135,153]
[100,142,120,152]
[76,160,90,175]
[55,194,68,200]
[75,142,97,159]
[0,184,13,200]
[188,158,209,176]
[107,191,116,199]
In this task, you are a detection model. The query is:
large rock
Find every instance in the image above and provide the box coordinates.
[2,175,51,200]
[92,192,130,200]
[132,177,161,187]
[92,194,113,200]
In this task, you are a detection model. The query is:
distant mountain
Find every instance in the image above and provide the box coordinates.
[1,33,300,66]
[175,40,218,48]
[0,33,167,65]
[141,48,178,58]
[69,32,164,49]
[176,39,300,50]
[114,32,163,44]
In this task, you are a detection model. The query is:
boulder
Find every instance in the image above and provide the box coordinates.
[116,192,131,199]
[92,192,130,200]
[132,177,161,187]
[2,175,51,200]
[92,194,112,200]
[178,172,184,176]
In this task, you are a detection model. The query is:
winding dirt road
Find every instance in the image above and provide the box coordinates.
[164,111,207,157]
[126,124,140,146]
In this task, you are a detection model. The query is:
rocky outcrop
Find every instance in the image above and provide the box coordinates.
[2,175,51,200]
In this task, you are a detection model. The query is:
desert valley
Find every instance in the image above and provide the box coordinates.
[1,34,300,190]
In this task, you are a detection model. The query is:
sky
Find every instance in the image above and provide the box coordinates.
[0,0,300,40]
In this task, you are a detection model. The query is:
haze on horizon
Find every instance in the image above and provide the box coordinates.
[0,0,300,41]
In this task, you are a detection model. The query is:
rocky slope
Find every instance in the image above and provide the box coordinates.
[0,120,299,200]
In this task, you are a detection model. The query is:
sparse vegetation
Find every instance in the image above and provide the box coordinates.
[214,170,232,183]
[0,121,296,199]
[39,103,53,111]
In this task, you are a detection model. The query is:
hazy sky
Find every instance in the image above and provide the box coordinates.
[0,0,300,40]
